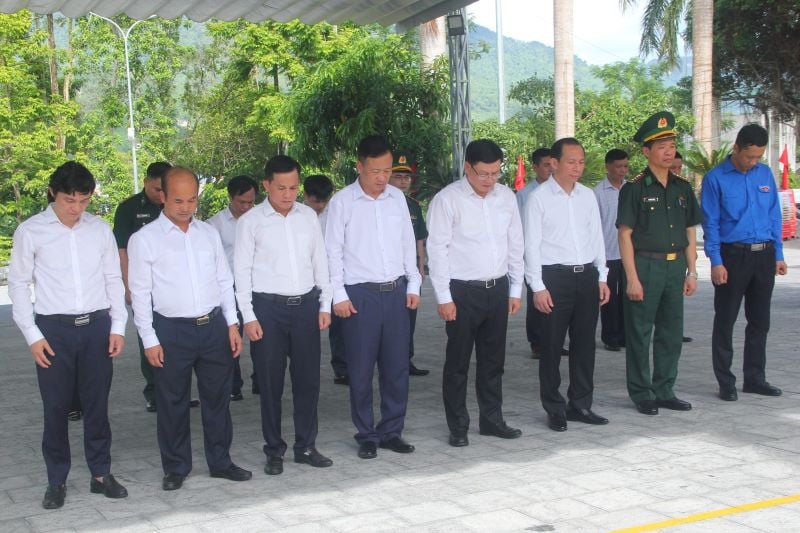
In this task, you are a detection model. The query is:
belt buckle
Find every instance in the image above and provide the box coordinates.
[74,314,90,327]
[572,265,584,273]
[379,281,395,292]
[485,279,496,289]
[287,296,302,306]
[196,315,210,326]
[751,243,766,251]
[665,252,678,260]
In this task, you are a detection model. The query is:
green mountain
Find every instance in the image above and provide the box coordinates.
[469,24,603,121]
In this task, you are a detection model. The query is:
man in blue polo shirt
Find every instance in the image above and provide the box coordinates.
[701,123,788,401]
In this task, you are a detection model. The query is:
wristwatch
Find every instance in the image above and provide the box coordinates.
[686,272,698,279]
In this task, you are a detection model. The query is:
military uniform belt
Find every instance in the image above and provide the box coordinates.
[154,306,220,326]
[451,276,507,289]
[253,288,319,306]
[36,308,109,327]
[724,242,773,252]
[636,250,684,261]
[542,263,595,274]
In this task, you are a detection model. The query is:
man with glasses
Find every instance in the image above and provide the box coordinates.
[427,139,524,447]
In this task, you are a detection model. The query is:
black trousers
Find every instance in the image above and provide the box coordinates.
[329,313,347,376]
[153,311,234,475]
[535,267,599,415]
[408,284,420,360]
[525,284,541,349]
[443,277,509,433]
[600,259,625,347]
[35,312,113,485]
[341,280,410,444]
[251,293,321,457]
[712,244,776,389]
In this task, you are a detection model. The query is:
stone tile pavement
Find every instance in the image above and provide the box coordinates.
[2,240,800,532]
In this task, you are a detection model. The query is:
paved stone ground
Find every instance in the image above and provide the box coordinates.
[2,240,800,532]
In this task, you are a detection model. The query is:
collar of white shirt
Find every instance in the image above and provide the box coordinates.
[544,175,582,196]
[457,177,500,199]
[351,180,400,201]
[42,203,92,227]
[262,200,301,217]
[155,211,201,233]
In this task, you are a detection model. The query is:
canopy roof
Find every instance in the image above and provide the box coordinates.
[0,0,475,29]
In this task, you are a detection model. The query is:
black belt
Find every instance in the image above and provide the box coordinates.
[355,277,404,292]
[636,250,684,261]
[542,263,594,273]
[155,306,220,326]
[253,288,319,306]
[36,309,109,327]
[451,276,507,288]
[724,241,773,252]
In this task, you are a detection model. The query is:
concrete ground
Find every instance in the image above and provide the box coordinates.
[2,240,800,533]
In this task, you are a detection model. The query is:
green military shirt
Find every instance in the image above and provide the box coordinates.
[616,167,702,253]
[113,191,162,249]
[405,195,428,242]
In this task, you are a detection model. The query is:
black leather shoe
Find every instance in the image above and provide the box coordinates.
[547,412,567,432]
[603,344,621,352]
[409,364,429,376]
[719,386,738,401]
[656,397,692,411]
[357,441,377,459]
[42,484,65,509]
[251,384,260,395]
[162,473,185,491]
[530,344,541,360]
[479,421,522,439]
[210,464,252,482]
[294,447,333,468]
[743,382,782,396]
[635,400,659,415]
[264,456,283,475]
[682,336,693,342]
[379,437,415,453]
[561,348,570,356]
[190,399,200,408]
[67,410,83,421]
[448,433,469,447]
[334,374,349,386]
[230,392,243,401]
[146,401,157,413]
[90,474,128,499]
[566,407,609,425]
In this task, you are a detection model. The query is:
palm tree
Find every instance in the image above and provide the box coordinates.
[553,0,575,138]
[419,17,446,68]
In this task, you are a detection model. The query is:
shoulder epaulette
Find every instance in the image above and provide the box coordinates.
[672,172,690,183]
[406,196,420,205]
[627,171,646,184]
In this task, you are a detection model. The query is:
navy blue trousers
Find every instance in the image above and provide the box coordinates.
[341,280,410,444]
[329,314,347,376]
[251,294,321,457]
[153,311,234,475]
[35,313,113,485]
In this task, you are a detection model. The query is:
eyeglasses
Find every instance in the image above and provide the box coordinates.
[469,164,502,180]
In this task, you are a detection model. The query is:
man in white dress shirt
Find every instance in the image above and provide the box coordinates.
[594,149,629,352]
[235,155,334,475]
[207,175,258,400]
[128,167,251,491]
[325,135,421,460]
[525,138,611,432]
[427,139,524,447]
[9,161,128,509]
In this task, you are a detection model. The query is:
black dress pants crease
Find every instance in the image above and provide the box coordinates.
[601,259,625,347]
[443,277,509,434]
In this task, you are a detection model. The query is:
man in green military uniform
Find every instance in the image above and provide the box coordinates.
[113,162,170,412]
[617,112,702,415]
[389,155,429,376]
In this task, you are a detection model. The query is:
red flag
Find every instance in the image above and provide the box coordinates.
[514,155,526,191]
[779,145,790,190]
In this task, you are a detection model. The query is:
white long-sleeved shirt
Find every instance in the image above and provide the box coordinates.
[427,178,524,304]
[234,201,332,323]
[524,177,609,292]
[206,205,238,273]
[593,177,623,261]
[8,205,127,345]
[128,213,238,349]
[324,181,421,304]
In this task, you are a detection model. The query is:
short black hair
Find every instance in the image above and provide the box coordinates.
[605,149,629,164]
[735,124,768,149]
[48,161,95,201]
[530,148,552,166]
[227,175,258,197]
[146,161,172,180]
[357,135,392,162]
[550,138,584,160]
[162,166,199,199]
[465,139,504,165]
[264,155,301,182]
[674,151,683,160]
[304,174,334,200]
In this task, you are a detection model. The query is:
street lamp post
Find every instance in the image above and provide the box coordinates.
[89,13,155,193]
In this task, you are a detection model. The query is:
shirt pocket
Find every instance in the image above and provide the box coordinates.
[721,188,747,219]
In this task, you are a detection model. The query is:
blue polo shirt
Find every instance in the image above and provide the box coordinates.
[701,156,784,266]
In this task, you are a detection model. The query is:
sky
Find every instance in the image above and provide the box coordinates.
[467,0,669,66]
